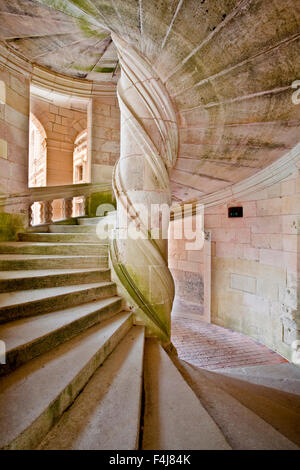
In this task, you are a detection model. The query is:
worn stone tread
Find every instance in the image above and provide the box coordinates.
[174,359,299,450]
[0,281,117,323]
[142,339,231,450]
[0,282,115,309]
[0,268,107,280]
[0,312,133,450]
[49,225,97,233]
[0,296,123,374]
[0,242,108,256]
[19,233,107,243]
[0,254,108,270]
[200,368,300,447]
[39,326,144,450]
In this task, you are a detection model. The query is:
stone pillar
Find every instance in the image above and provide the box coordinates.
[28,204,34,227]
[88,95,120,184]
[0,67,30,195]
[63,197,73,219]
[42,200,53,224]
[111,35,178,345]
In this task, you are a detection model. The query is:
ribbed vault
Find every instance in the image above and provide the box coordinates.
[0,0,299,202]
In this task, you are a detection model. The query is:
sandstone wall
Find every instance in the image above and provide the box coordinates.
[169,169,300,359]
[30,97,87,186]
[169,219,205,313]
[0,64,30,239]
[89,95,120,183]
[0,66,29,195]
[209,170,300,360]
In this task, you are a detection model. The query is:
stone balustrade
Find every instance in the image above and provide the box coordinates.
[0,182,113,228]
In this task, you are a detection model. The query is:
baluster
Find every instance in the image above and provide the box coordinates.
[64,197,73,219]
[28,203,33,227]
[39,201,44,225]
[81,196,86,217]
[39,201,45,224]
[43,200,53,224]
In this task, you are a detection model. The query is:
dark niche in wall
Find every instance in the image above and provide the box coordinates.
[228,206,243,218]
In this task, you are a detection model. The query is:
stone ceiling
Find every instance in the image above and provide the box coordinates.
[0,0,300,203]
[0,0,119,81]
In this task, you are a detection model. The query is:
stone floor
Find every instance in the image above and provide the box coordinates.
[171,300,288,371]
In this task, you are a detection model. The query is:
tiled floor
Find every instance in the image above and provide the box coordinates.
[171,302,288,371]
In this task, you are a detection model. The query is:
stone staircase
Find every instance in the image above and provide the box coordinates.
[0,217,299,450]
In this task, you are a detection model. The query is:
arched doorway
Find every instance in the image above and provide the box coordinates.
[28,114,47,225]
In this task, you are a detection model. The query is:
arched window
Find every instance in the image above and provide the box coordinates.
[72,130,88,217]
[73,130,88,184]
[28,113,47,187]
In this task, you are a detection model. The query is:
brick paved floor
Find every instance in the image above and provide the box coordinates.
[171,302,288,371]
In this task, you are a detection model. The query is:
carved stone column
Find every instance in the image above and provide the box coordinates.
[63,197,73,219]
[28,203,34,227]
[42,200,53,224]
[111,35,178,345]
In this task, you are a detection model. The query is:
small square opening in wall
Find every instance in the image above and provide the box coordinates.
[228,206,243,218]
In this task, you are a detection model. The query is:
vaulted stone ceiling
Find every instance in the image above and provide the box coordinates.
[0,0,300,203]
[0,0,119,80]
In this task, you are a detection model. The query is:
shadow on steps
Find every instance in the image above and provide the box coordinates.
[169,355,300,450]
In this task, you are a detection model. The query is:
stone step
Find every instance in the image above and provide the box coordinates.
[0,254,108,270]
[0,281,117,324]
[142,339,231,450]
[0,296,123,375]
[214,364,300,395]
[215,375,300,399]
[201,368,300,447]
[219,363,300,379]
[0,242,108,256]
[39,326,144,450]
[174,359,299,450]
[0,312,133,450]
[0,268,111,293]
[49,225,97,233]
[19,233,106,244]
[78,217,108,226]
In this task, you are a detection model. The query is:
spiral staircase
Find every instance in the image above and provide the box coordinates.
[0,0,300,451]
[0,215,299,450]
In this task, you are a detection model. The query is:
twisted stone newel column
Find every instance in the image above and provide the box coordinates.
[110,35,178,344]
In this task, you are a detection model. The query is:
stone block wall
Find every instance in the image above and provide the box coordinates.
[208,170,300,360]
[0,65,30,195]
[0,64,30,239]
[169,169,300,360]
[89,95,120,183]
[169,237,204,302]
[168,215,211,321]
[31,97,87,186]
